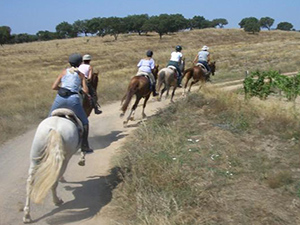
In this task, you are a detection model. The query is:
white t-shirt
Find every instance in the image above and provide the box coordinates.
[78,64,90,78]
[170,52,182,62]
[137,58,155,73]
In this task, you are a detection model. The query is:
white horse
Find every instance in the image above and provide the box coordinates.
[23,108,85,223]
[157,59,185,103]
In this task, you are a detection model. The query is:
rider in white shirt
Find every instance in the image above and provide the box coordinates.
[137,50,159,96]
[167,45,183,87]
[78,54,102,115]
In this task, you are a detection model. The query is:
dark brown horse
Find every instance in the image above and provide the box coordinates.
[182,61,216,94]
[82,70,99,117]
[120,65,159,127]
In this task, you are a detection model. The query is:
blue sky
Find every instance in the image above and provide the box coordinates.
[1,0,299,34]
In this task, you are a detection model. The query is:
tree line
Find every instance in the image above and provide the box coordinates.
[0,14,295,45]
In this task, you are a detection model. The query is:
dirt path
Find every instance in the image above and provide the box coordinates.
[0,94,173,225]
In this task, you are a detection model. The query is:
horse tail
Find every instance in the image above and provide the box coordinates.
[157,70,165,92]
[121,81,138,113]
[182,67,193,79]
[30,129,65,204]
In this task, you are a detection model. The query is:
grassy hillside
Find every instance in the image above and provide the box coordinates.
[105,88,300,224]
[0,28,300,144]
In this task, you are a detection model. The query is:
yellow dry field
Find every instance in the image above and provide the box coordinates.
[0,28,300,144]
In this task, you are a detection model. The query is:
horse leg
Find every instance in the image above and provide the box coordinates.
[124,96,140,127]
[51,180,63,206]
[23,169,34,223]
[189,80,200,92]
[142,95,150,118]
[78,151,86,166]
[158,85,166,101]
[183,77,191,95]
[171,87,177,103]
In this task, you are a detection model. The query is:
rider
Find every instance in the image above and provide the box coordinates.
[49,53,94,153]
[78,54,102,115]
[137,50,159,96]
[193,45,211,75]
[167,45,183,87]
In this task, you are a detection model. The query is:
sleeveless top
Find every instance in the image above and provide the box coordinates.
[170,51,182,62]
[197,51,209,62]
[137,58,155,73]
[61,68,82,93]
[78,64,90,78]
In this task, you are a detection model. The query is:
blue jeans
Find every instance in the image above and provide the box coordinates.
[167,61,182,78]
[49,94,88,125]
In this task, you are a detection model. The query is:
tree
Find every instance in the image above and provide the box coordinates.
[56,21,76,39]
[104,17,127,40]
[189,16,212,29]
[259,17,274,30]
[211,18,228,28]
[0,26,11,45]
[123,14,149,35]
[276,22,293,31]
[73,19,89,36]
[239,17,260,33]
[36,30,57,41]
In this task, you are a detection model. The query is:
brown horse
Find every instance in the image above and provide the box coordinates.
[120,65,159,127]
[82,70,100,117]
[182,61,216,94]
[156,59,185,103]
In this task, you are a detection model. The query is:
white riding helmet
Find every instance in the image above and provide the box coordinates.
[83,54,92,61]
[202,45,209,51]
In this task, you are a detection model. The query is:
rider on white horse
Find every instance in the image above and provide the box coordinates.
[167,45,183,87]
[48,53,93,153]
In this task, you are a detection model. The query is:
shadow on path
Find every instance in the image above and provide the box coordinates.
[33,167,122,225]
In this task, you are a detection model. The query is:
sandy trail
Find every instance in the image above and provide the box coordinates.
[0,95,170,225]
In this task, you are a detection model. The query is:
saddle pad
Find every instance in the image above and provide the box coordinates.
[196,63,207,72]
[136,71,149,77]
[51,108,83,134]
[167,65,177,70]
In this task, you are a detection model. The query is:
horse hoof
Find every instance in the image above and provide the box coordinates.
[120,113,124,118]
[23,215,32,224]
[129,117,134,121]
[54,199,64,206]
[78,160,85,166]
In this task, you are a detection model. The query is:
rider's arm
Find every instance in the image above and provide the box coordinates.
[79,72,89,95]
[87,65,93,81]
[193,54,198,64]
[51,69,66,90]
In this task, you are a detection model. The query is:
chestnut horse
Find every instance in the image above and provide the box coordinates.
[120,65,159,127]
[182,61,216,94]
[156,59,185,103]
[82,71,100,117]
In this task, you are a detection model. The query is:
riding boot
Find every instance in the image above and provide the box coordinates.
[152,81,159,96]
[177,76,182,88]
[81,124,94,153]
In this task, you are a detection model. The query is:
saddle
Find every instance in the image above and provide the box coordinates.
[196,63,210,76]
[167,65,178,78]
[51,108,83,137]
[135,71,153,87]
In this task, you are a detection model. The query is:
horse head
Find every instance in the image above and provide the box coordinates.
[209,61,216,75]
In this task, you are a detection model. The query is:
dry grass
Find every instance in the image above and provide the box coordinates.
[106,88,300,224]
[0,29,300,143]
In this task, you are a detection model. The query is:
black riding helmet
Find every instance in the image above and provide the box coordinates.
[175,45,182,52]
[146,50,153,57]
[68,53,82,67]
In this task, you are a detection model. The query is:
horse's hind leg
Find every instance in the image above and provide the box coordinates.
[142,95,150,118]
[171,87,177,103]
[23,169,33,223]
[52,180,63,206]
